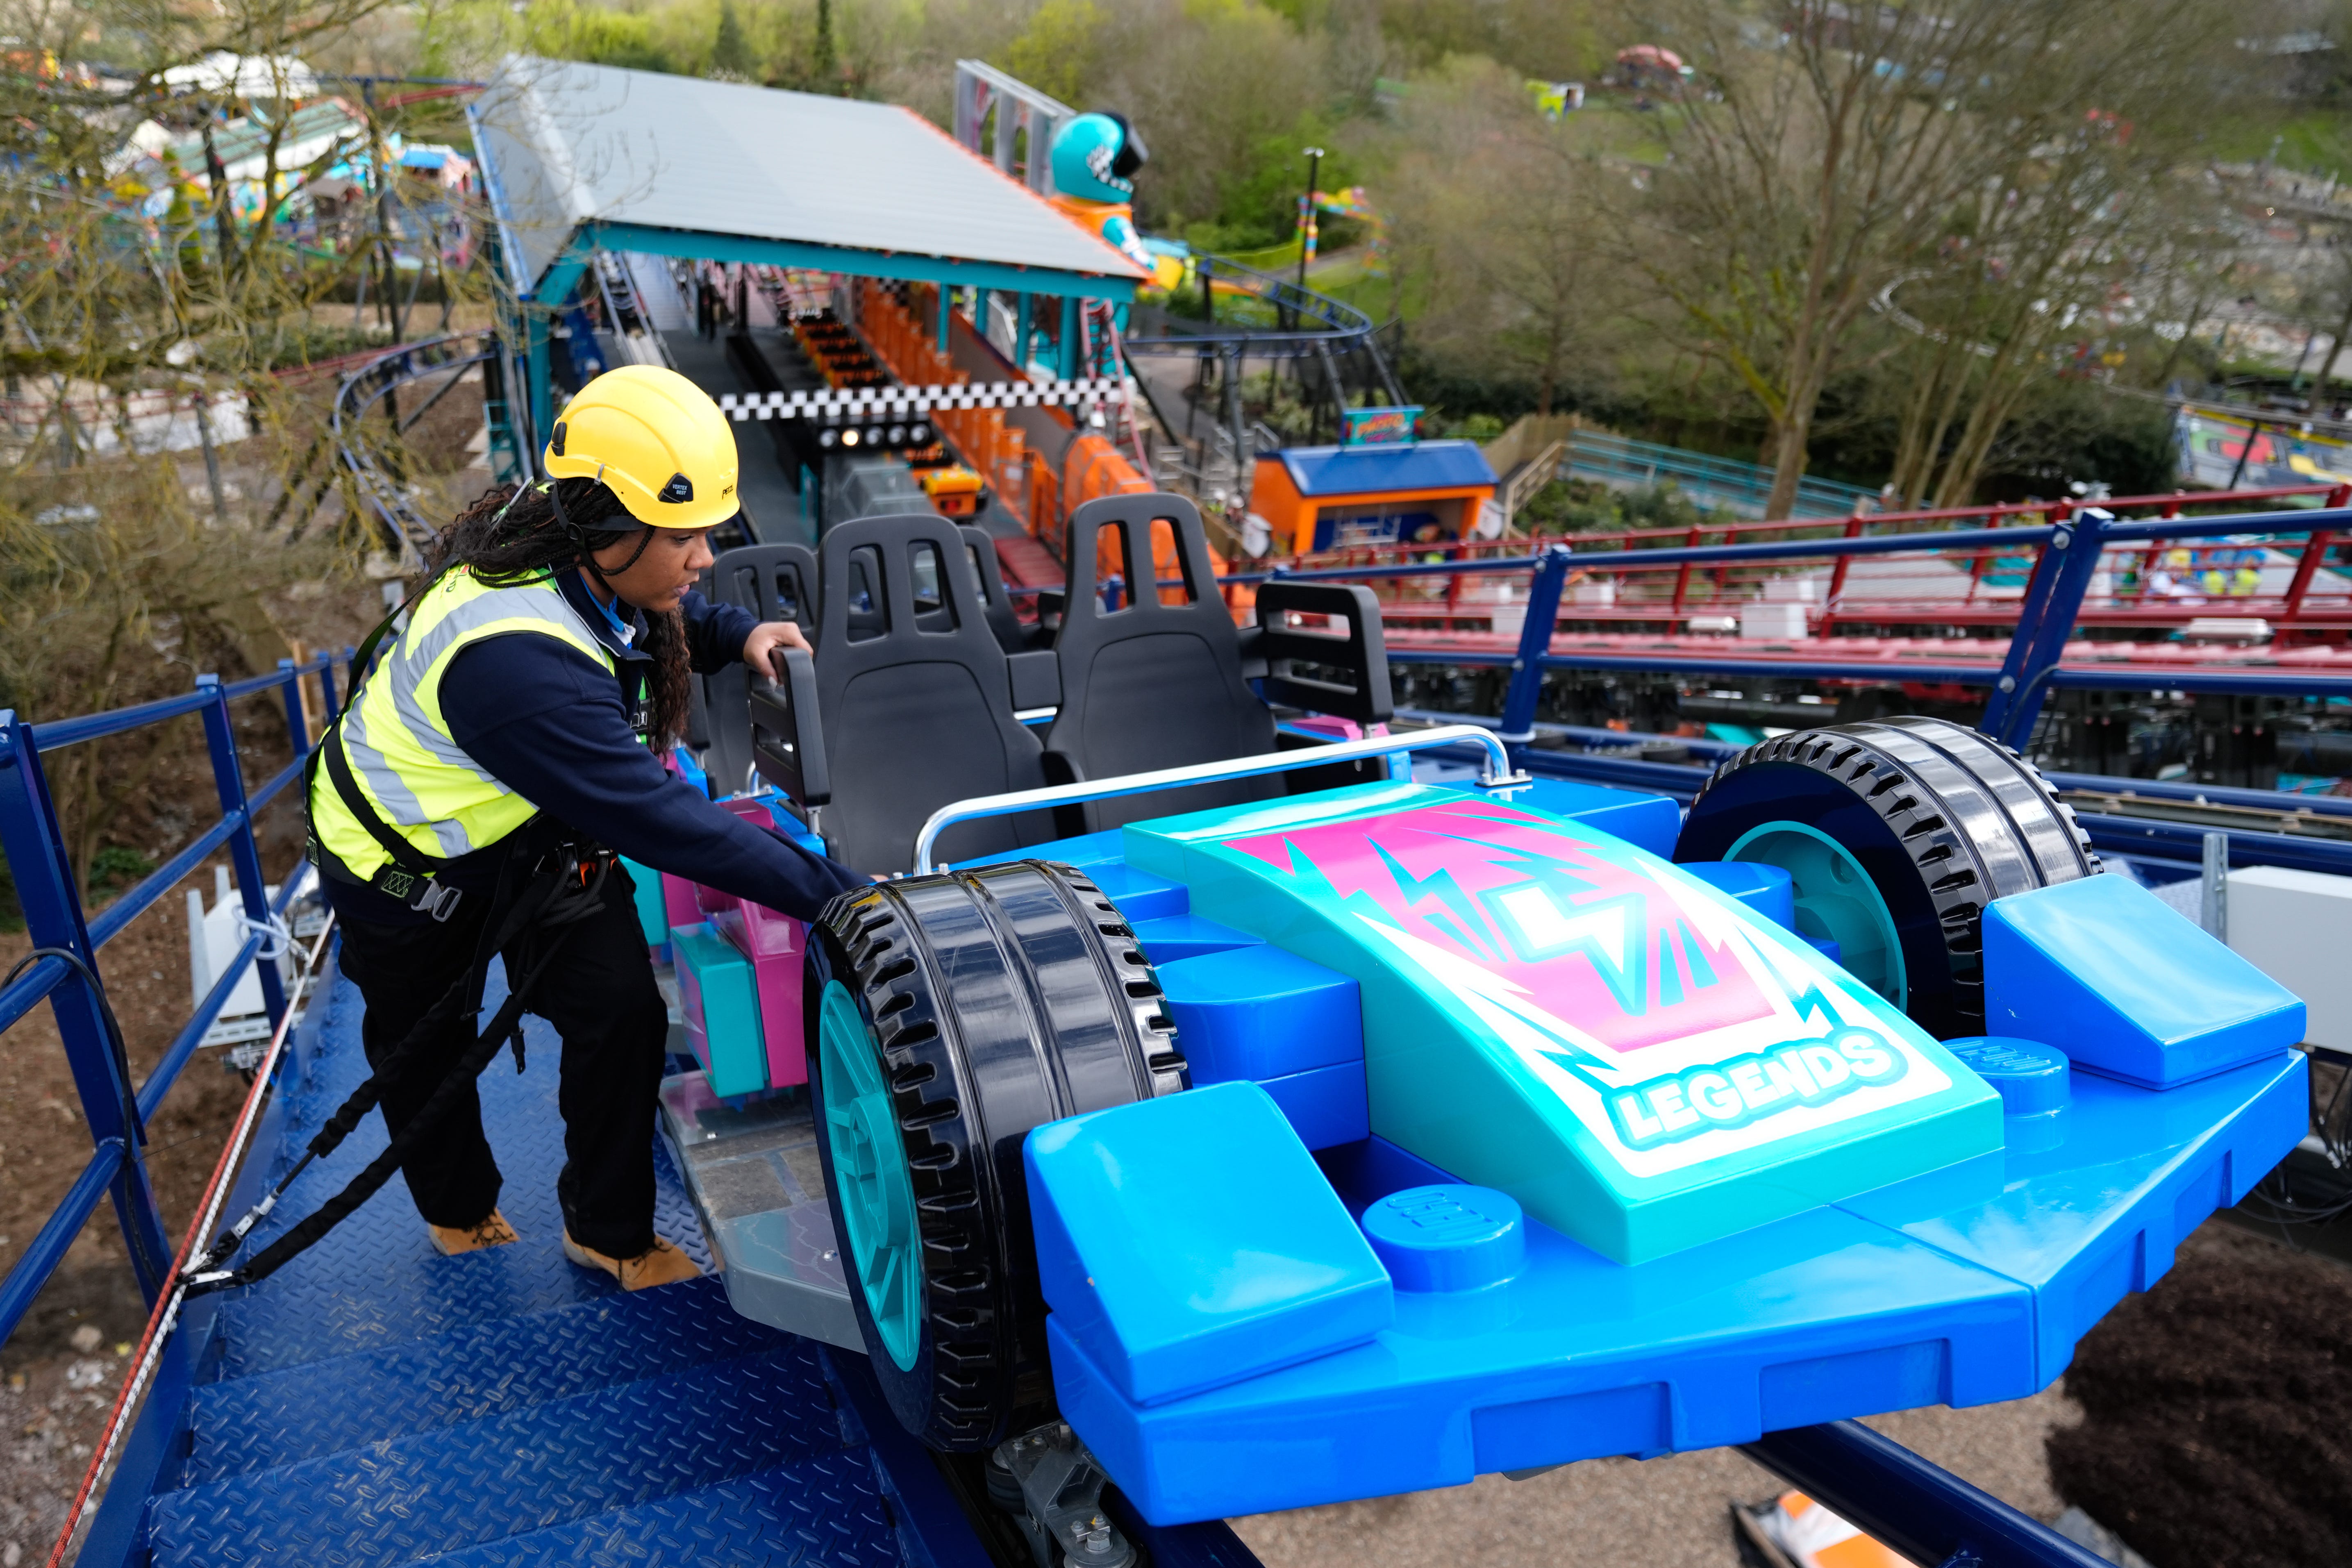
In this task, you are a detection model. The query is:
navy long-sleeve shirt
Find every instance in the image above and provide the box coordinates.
[324,569,864,927]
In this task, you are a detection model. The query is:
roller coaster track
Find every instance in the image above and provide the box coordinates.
[327,330,506,555]
[1125,254,1378,356]
[1123,253,1404,400]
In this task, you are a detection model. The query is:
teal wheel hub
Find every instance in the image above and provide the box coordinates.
[818,979,922,1371]
[1727,820,1907,1009]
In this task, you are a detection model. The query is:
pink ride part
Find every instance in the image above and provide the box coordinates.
[710,800,810,1088]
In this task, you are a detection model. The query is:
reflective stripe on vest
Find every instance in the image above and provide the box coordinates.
[308,568,614,882]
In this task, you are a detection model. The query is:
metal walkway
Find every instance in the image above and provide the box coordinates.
[137,963,973,1568]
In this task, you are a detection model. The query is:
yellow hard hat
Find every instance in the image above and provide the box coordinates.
[544,365,740,529]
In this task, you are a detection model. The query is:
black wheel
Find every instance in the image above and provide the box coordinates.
[807,861,1186,1452]
[1675,716,2097,1040]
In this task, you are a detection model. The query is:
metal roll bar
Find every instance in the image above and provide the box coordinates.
[912,724,1527,873]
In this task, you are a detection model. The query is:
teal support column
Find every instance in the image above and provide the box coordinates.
[525,309,553,467]
[1015,293,1033,372]
[526,247,589,454]
[1059,295,1079,380]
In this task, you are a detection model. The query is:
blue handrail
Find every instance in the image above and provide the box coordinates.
[1029,501,2352,748]
[0,651,345,1347]
[1559,429,1880,520]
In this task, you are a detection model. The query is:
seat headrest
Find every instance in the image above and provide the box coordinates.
[1060,493,1224,632]
[818,512,1000,657]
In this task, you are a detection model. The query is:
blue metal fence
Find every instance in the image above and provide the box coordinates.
[1206,502,2352,751]
[0,654,338,1343]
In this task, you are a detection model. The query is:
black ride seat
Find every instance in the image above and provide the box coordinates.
[696,542,818,798]
[1042,494,1278,831]
[752,514,1057,874]
[960,524,1036,657]
[1042,492,1395,832]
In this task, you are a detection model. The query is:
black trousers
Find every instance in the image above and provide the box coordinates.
[335,866,670,1258]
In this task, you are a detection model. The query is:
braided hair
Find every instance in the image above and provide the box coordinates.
[429,477,694,749]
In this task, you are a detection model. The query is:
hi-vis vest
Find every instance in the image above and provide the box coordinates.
[308,567,615,886]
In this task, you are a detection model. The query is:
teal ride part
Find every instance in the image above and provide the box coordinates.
[1121,780,2003,1265]
[1726,819,1907,1009]
[1050,111,1147,203]
[818,978,922,1371]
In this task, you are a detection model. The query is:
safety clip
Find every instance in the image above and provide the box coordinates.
[408,879,464,923]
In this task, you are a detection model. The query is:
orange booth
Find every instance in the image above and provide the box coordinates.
[1249,440,1499,557]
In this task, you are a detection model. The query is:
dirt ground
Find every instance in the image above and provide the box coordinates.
[2051,1222,2352,1568]
[1232,1384,2080,1568]
[0,886,259,1558]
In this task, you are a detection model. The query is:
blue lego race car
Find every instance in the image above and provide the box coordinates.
[665,496,2309,1542]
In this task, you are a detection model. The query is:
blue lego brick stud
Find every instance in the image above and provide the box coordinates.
[1359,1185,1525,1292]
[1984,876,2305,1089]
[1943,1037,2070,1117]
[1025,1080,1393,1407]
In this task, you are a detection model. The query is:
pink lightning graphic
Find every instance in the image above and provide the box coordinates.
[1218,799,1777,1054]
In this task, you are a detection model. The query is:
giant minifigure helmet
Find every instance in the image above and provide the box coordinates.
[1050,111,1149,203]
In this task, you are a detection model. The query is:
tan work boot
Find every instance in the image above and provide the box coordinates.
[427,1208,520,1257]
[561,1229,703,1291]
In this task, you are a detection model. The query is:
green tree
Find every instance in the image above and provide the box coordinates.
[1377,57,1627,414]
[1004,0,1102,107]
[812,0,837,89]
[711,0,756,78]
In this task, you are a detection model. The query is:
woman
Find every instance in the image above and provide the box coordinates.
[307,365,863,1290]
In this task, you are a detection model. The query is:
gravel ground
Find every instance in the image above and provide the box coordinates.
[2050,1222,2352,1568]
[1233,1385,2080,1568]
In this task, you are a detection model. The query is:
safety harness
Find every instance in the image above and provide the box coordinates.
[305,490,654,921]
[186,832,611,1293]
[303,562,473,918]
[202,510,650,1293]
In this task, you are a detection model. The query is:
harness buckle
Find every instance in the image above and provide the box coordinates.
[408,879,465,923]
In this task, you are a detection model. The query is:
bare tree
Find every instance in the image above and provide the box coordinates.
[1879,138,2234,506]
[0,0,442,890]
[1617,0,2248,517]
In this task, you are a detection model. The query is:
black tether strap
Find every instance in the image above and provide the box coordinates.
[186,839,614,1294]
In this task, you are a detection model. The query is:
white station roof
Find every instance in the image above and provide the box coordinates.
[470,56,1146,298]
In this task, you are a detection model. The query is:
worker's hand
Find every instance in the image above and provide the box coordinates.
[743,620,811,681]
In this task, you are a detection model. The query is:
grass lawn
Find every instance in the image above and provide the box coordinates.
[2204,108,2352,177]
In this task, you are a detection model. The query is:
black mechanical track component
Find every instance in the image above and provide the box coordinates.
[808,860,1186,1452]
[1675,716,2098,1039]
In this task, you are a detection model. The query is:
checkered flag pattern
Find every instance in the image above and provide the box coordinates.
[714,376,1133,421]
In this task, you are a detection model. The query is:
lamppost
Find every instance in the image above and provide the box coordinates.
[1297,146,1325,293]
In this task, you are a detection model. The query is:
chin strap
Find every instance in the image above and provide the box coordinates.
[547,474,656,593]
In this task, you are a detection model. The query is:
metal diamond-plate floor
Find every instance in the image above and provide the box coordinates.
[186,1275,790,1481]
[135,962,944,1568]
